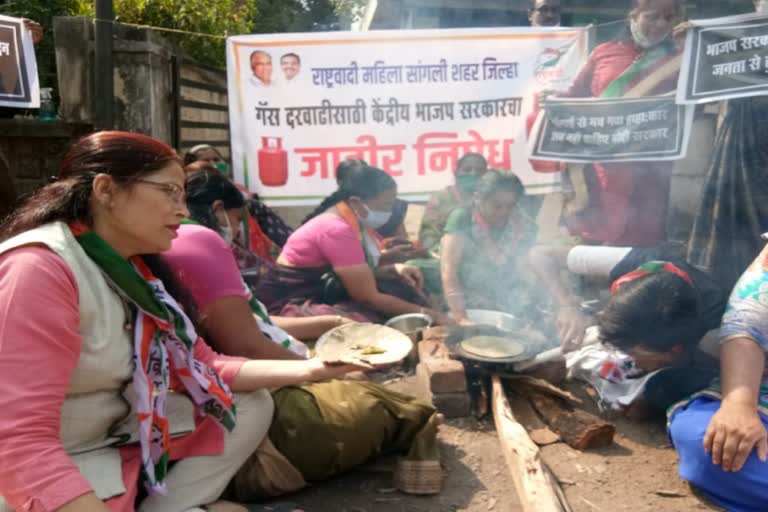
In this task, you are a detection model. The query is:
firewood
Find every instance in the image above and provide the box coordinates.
[507,391,561,446]
[503,374,582,405]
[526,390,615,450]
[491,375,569,512]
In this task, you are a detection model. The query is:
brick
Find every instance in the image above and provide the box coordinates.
[422,326,449,343]
[417,339,451,362]
[432,391,472,419]
[418,359,467,394]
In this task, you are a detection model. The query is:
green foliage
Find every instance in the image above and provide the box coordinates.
[248,0,366,34]
[0,0,367,69]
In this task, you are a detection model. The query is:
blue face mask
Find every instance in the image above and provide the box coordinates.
[360,204,392,230]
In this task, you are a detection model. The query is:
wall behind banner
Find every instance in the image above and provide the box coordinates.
[370,0,758,33]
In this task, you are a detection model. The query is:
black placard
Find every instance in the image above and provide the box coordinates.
[529,95,692,163]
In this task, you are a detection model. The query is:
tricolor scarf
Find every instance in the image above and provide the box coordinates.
[71,225,237,495]
[336,201,380,269]
[600,40,677,99]
[610,260,693,295]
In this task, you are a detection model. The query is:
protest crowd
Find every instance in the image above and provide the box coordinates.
[3,0,768,510]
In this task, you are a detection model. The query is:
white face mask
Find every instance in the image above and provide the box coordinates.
[756,0,768,13]
[630,18,670,49]
[359,204,392,230]
[217,210,234,244]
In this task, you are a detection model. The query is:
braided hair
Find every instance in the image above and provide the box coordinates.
[302,160,396,225]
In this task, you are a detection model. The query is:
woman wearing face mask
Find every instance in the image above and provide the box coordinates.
[185,145,294,251]
[440,170,539,325]
[554,0,685,248]
[165,169,353,359]
[418,153,489,252]
[255,164,450,324]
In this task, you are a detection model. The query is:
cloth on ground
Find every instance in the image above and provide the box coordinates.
[566,343,716,414]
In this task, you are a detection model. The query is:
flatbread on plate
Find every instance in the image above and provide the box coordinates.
[460,336,525,359]
[315,323,413,367]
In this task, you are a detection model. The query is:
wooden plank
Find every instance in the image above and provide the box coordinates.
[491,375,568,512]
[179,100,229,112]
[179,121,230,130]
[179,78,227,94]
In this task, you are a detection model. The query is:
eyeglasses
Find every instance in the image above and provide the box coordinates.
[135,179,186,204]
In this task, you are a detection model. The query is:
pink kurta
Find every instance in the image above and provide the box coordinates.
[0,246,245,512]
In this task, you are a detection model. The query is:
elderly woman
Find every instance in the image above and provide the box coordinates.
[668,242,768,511]
[558,0,684,247]
[440,170,538,325]
[418,153,489,251]
[0,131,359,512]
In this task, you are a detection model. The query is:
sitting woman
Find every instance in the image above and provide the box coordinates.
[329,159,428,264]
[0,131,359,512]
[256,163,447,324]
[335,158,408,240]
[440,170,538,325]
[161,170,442,500]
[164,169,353,360]
[418,152,488,251]
[185,144,294,248]
[668,243,768,511]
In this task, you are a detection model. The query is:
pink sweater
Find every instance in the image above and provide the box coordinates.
[0,246,245,512]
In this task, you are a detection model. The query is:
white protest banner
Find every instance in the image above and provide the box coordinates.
[0,15,39,109]
[678,12,768,104]
[227,27,589,206]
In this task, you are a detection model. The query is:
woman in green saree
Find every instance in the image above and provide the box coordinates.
[440,170,538,324]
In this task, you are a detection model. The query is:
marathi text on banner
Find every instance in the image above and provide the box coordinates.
[678,12,768,104]
[227,28,589,205]
[528,95,695,163]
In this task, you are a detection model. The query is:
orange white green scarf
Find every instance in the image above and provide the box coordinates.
[71,225,236,495]
[336,201,381,269]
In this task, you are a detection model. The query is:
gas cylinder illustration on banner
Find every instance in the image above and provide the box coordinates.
[258,137,288,187]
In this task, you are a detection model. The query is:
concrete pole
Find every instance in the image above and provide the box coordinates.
[94,0,114,129]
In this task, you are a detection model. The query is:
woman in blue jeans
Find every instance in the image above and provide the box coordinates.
[669,242,768,512]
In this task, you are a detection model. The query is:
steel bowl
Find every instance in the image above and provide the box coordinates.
[385,313,433,342]
[465,309,520,333]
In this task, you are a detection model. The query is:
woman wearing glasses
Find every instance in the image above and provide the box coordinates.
[0,131,360,512]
